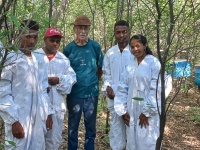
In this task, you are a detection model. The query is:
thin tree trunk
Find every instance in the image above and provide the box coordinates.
[49,0,53,27]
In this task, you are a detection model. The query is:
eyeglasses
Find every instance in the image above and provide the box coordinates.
[75,26,90,32]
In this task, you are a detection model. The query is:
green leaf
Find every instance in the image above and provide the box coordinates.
[0,144,3,149]
[132,97,144,101]
[10,15,20,27]
[5,140,16,147]
[0,30,9,38]
[6,45,18,53]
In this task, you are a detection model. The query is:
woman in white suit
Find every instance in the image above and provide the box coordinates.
[114,34,167,150]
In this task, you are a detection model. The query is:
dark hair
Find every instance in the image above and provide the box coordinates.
[114,20,129,30]
[130,34,153,55]
[20,19,39,31]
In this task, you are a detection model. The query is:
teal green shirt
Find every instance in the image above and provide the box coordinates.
[63,39,103,98]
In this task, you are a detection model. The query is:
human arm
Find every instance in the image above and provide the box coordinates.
[0,63,24,138]
[12,121,25,138]
[97,67,103,81]
[0,63,20,125]
[139,113,149,128]
[165,73,172,98]
[142,58,161,117]
[106,86,115,99]
[122,112,130,126]
[114,65,129,118]
[101,51,115,98]
[55,58,76,95]
[46,115,53,130]
[96,44,104,80]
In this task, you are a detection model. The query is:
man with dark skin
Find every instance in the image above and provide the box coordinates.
[102,20,132,150]
[0,20,53,149]
[35,28,76,149]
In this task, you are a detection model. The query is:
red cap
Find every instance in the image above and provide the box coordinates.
[44,28,64,38]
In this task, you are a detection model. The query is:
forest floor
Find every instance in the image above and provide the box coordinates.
[0,88,199,150]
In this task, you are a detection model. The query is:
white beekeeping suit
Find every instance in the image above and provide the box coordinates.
[0,51,53,150]
[34,48,76,150]
[114,55,162,150]
[102,44,132,150]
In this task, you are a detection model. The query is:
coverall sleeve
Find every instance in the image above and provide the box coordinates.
[56,59,77,95]
[114,67,129,116]
[40,60,55,115]
[165,73,172,98]
[0,65,19,124]
[101,52,113,95]
[142,59,161,117]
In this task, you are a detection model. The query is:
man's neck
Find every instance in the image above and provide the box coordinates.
[74,38,88,46]
[19,48,32,57]
[42,47,57,56]
[118,42,129,52]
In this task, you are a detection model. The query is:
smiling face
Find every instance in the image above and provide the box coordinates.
[44,36,61,55]
[130,39,147,61]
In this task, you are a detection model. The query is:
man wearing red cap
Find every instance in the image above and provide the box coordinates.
[34,27,76,150]
[63,15,103,150]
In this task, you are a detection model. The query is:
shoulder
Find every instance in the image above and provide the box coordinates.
[64,41,75,48]
[104,45,118,56]
[55,51,70,65]
[88,39,101,48]
[6,51,22,62]
[33,48,45,55]
[56,51,68,59]
[64,41,75,52]
[146,55,161,68]
[32,48,46,60]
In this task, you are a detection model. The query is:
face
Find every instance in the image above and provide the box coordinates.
[74,25,90,41]
[114,26,130,44]
[19,29,38,51]
[44,36,61,54]
[130,39,147,59]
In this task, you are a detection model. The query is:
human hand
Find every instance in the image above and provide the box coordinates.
[46,115,53,131]
[47,86,51,93]
[48,77,59,85]
[106,86,115,99]
[12,121,25,139]
[122,112,130,126]
[139,113,149,128]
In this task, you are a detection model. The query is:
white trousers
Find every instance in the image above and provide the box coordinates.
[108,99,126,150]
[45,111,65,150]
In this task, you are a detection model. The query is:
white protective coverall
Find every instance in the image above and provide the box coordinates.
[0,51,53,150]
[34,48,77,150]
[102,44,133,150]
[114,55,163,150]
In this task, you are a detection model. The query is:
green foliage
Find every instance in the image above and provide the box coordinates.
[188,107,200,122]
[0,30,9,38]
[10,15,20,28]
[102,135,109,142]
[5,140,16,147]
[132,97,144,101]
[0,140,16,150]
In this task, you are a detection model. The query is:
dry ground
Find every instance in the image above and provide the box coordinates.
[0,89,199,150]
[59,88,200,150]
